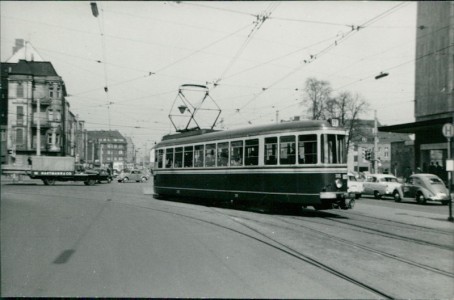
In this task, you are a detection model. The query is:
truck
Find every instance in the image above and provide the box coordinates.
[28,156,111,186]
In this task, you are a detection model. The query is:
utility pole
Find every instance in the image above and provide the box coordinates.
[374,110,378,174]
[36,98,41,156]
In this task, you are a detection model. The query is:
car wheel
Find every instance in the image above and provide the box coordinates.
[393,190,401,202]
[123,177,129,183]
[416,193,426,204]
[441,200,449,205]
[141,177,147,182]
[374,191,382,199]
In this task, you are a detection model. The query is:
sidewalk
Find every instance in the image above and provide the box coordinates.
[352,200,454,231]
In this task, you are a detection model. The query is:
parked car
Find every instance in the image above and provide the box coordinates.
[88,168,112,183]
[117,169,148,183]
[394,173,450,205]
[362,174,402,199]
[347,173,363,199]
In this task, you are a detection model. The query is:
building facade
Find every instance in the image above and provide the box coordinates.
[380,2,454,183]
[1,40,86,170]
[86,130,128,167]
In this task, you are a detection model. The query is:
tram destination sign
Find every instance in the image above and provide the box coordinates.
[442,123,454,138]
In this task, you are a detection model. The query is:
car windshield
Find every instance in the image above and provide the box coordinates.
[381,177,398,182]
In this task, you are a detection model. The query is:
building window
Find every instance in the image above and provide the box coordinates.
[16,128,24,145]
[17,83,24,98]
[49,85,54,98]
[16,106,24,125]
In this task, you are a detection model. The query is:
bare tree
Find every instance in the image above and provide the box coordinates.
[302,77,332,120]
[325,91,370,151]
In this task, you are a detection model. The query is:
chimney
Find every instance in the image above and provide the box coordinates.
[12,39,25,55]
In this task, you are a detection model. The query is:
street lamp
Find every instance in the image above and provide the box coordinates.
[375,72,389,80]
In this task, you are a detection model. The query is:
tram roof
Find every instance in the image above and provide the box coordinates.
[156,120,344,147]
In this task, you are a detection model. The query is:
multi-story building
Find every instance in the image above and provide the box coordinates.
[380,2,454,182]
[86,130,128,167]
[1,40,85,170]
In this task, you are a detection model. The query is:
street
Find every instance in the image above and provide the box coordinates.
[2,177,454,298]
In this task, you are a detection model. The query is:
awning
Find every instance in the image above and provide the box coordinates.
[379,117,453,133]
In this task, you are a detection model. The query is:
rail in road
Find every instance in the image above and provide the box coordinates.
[2,181,453,298]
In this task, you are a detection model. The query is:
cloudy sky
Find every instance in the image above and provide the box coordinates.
[1,1,417,150]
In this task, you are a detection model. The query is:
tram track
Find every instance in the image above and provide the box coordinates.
[211,208,454,279]
[272,216,454,278]
[76,196,394,299]
[285,213,454,252]
[3,187,446,298]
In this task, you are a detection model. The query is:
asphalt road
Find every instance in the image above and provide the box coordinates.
[2,178,453,298]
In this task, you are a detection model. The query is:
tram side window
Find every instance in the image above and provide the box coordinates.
[194,145,204,167]
[174,147,183,168]
[157,149,164,168]
[280,135,296,165]
[217,142,229,167]
[265,137,278,165]
[245,139,259,166]
[184,146,194,168]
[230,141,243,166]
[205,144,216,167]
[165,148,174,168]
[321,134,346,164]
[298,134,317,164]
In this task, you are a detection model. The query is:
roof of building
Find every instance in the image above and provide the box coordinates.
[7,60,59,77]
[87,130,127,142]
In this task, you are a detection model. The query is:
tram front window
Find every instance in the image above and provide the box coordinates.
[157,149,164,168]
[321,134,346,164]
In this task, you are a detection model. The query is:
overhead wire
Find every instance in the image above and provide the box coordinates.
[229,1,410,120]
[214,2,279,87]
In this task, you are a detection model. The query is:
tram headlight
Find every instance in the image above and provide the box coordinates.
[335,179,343,189]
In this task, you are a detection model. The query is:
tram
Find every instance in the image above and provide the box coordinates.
[152,119,354,210]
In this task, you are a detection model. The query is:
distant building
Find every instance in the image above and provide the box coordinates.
[86,130,127,167]
[348,119,411,174]
[380,2,454,183]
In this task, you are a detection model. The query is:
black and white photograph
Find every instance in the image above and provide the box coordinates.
[1,1,453,298]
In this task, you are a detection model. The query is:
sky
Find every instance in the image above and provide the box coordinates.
[1,1,417,152]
